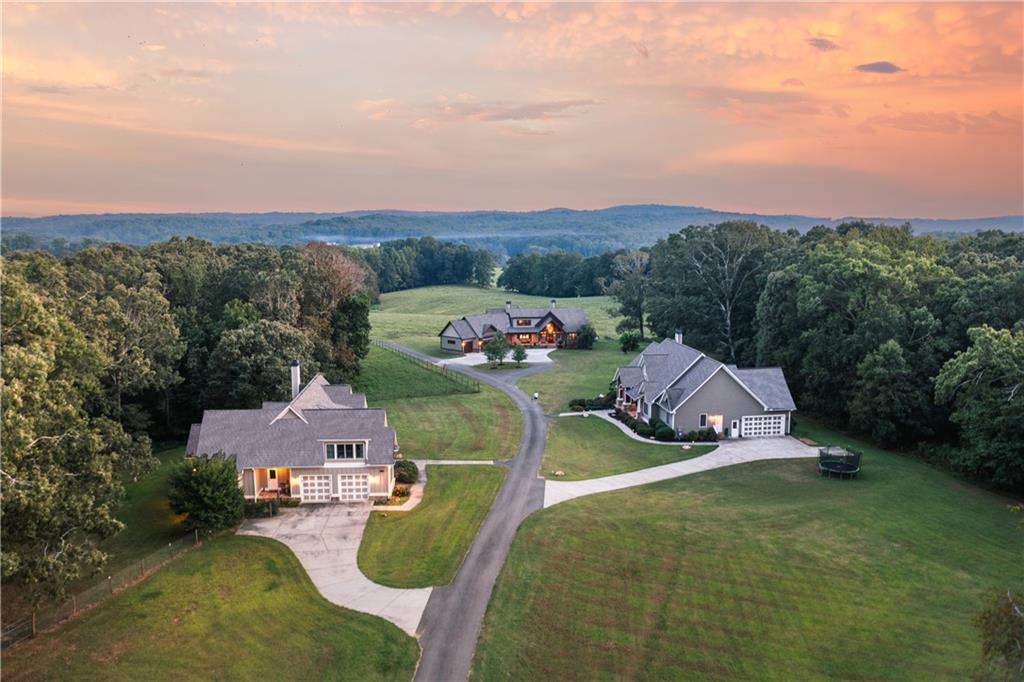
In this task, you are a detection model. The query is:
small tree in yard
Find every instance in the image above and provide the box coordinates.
[512,344,527,367]
[484,335,509,367]
[394,460,419,484]
[576,324,598,350]
[619,330,641,354]
[168,456,244,531]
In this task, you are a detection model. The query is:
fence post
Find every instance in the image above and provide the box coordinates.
[31,610,36,638]
[194,528,199,546]
[72,594,77,615]
[107,576,113,595]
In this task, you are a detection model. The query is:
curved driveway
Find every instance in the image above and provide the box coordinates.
[386,343,549,682]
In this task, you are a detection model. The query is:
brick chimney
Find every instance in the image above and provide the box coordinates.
[290,360,301,398]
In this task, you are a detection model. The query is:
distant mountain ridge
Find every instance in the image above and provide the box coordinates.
[4,204,1021,256]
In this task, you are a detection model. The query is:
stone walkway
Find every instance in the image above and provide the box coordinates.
[543,437,818,508]
[239,504,431,636]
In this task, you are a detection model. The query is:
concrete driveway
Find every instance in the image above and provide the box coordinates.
[238,503,431,636]
[543,436,818,508]
[436,348,555,367]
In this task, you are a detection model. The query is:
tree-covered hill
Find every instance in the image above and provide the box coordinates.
[4,204,1021,257]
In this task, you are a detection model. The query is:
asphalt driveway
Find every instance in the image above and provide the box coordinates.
[239,503,431,636]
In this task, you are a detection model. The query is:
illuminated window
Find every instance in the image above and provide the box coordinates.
[515,319,532,327]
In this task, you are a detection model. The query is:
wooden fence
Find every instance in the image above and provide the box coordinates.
[371,339,481,393]
[1,530,204,650]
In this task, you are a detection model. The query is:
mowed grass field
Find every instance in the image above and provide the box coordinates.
[472,423,1023,680]
[370,285,621,357]
[519,340,627,413]
[359,465,506,587]
[1,536,419,681]
[355,345,520,461]
[542,416,715,480]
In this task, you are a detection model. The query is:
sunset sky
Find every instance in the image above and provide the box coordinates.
[2,2,1022,218]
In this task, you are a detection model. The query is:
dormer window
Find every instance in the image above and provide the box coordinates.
[515,318,532,327]
[326,442,365,461]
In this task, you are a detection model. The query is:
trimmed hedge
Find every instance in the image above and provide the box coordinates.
[395,460,419,484]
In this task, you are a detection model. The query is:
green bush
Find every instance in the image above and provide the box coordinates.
[279,498,301,508]
[636,423,655,438]
[649,417,666,431]
[243,499,279,518]
[619,330,641,353]
[395,460,419,484]
[168,456,245,531]
[655,425,676,442]
[393,487,411,498]
[575,324,598,350]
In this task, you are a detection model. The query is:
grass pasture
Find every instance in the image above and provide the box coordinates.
[472,424,1023,681]
[1,536,419,681]
[542,416,715,480]
[519,340,626,413]
[359,465,507,587]
[354,345,476,402]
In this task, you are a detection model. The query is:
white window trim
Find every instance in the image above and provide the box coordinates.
[321,439,369,464]
[699,413,708,428]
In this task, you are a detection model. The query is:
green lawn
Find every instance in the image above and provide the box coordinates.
[1,536,419,681]
[369,285,622,358]
[472,426,1024,681]
[542,416,715,480]
[519,340,626,413]
[359,465,507,588]
[354,345,476,402]
[379,385,520,461]
[1,444,187,626]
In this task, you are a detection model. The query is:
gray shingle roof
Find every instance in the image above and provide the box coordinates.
[441,304,590,339]
[727,367,797,411]
[616,337,797,413]
[186,374,395,469]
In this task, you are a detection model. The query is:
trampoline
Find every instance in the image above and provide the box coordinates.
[817,446,862,479]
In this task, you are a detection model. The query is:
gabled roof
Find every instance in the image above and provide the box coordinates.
[727,366,797,411]
[186,375,394,469]
[616,337,797,413]
[441,304,590,339]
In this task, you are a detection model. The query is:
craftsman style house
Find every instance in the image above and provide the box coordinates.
[439,299,590,353]
[614,332,797,438]
[186,362,397,503]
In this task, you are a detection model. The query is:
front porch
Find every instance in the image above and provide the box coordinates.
[250,467,293,501]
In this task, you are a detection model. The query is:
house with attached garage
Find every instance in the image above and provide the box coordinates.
[186,362,397,503]
[614,331,797,438]
[438,299,590,353]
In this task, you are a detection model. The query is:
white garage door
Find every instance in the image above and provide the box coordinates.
[338,474,369,501]
[741,414,786,437]
[301,475,332,503]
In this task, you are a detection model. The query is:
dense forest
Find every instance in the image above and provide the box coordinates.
[5,205,1021,258]
[496,250,624,297]
[0,236,490,602]
[589,222,1023,489]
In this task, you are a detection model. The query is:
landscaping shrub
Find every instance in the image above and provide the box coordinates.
[655,425,676,442]
[168,456,245,531]
[636,423,655,438]
[393,487,411,498]
[279,498,301,508]
[575,323,598,350]
[684,430,698,442]
[243,500,279,518]
[649,417,666,431]
[395,460,419,484]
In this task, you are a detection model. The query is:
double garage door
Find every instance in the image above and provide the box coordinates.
[300,474,369,502]
[741,414,786,437]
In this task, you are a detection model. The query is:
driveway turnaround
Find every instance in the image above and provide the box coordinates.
[435,347,555,367]
[392,343,548,682]
[239,504,431,636]
[544,437,818,508]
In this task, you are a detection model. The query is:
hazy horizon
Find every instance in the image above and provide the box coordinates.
[3,3,1022,218]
